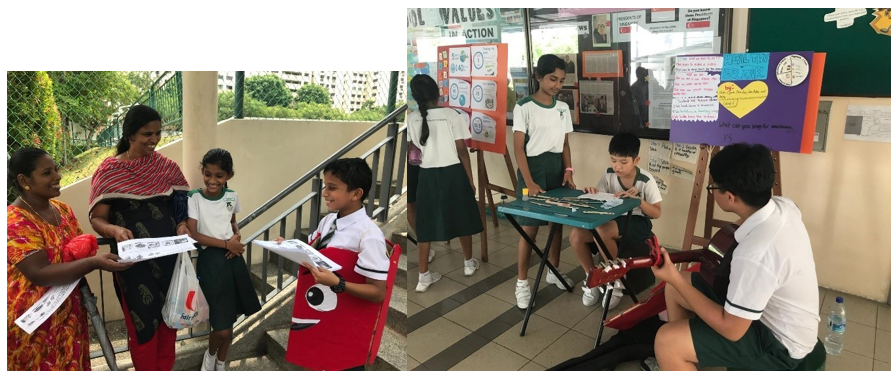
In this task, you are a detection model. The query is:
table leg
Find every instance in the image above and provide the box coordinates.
[589,228,639,303]
[519,223,558,336]
[594,284,614,348]
[503,214,572,291]
[504,215,572,336]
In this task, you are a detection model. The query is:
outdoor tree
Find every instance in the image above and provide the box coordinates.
[47,71,139,156]
[246,74,293,107]
[127,71,155,96]
[7,71,62,202]
[360,98,378,110]
[295,83,332,106]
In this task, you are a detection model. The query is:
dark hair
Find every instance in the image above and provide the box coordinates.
[534,54,567,79]
[609,132,640,158]
[200,148,234,188]
[709,143,775,208]
[635,67,648,80]
[532,54,567,93]
[7,147,50,194]
[116,105,162,154]
[410,74,440,146]
[324,158,372,201]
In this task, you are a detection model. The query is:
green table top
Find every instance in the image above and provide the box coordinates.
[496,188,640,230]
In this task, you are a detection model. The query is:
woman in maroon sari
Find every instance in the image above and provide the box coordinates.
[88,105,191,371]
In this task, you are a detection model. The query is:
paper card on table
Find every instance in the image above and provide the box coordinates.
[252,239,342,271]
[471,79,498,111]
[470,111,497,144]
[449,47,472,78]
[471,45,499,77]
[671,164,695,181]
[671,143,699,164]
[15,279,80,334]
[117,235,198,262]
[578,192,618,201]
[449,79,472,108]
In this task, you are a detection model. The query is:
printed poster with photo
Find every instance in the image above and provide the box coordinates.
[592,14,612,47]
[579,81,615,116]
[556,53,578,87]
[558,89,579,124]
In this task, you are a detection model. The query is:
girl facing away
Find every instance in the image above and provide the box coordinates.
[407,74,484,293]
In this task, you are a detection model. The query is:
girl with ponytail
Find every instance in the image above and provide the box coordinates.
[407,74,483,293]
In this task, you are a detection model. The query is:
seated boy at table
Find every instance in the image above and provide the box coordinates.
[569,132,662,309]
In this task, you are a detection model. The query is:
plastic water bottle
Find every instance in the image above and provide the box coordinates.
[824,296,846,355]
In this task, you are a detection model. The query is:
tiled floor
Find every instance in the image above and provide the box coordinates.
[407,217,891,371]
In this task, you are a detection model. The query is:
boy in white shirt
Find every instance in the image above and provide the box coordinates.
[651,143,819,371]
[570,132,662,308]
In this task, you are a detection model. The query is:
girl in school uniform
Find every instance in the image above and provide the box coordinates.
[512,54,577,309]
[408,74,484,293]
[186,149,261,371]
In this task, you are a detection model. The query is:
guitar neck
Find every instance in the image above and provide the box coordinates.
[624,250,704,270]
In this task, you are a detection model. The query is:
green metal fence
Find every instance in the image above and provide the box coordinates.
[6,71,179,203]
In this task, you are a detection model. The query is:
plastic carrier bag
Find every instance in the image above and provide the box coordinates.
[162,252,209,329]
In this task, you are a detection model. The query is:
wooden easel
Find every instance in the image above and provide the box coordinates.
[681,144,783,251]
[475,149,517,262]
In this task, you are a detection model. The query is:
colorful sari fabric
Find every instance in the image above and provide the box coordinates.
[7,200,89,371]
[88,152,189,212]
[88,152,190,345]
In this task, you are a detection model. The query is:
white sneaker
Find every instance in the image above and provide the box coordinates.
[582,285,599,307]
[463,258,480,276]
[514,280,531,309]
[201,349,216,371]
[545,270,573,289]
[428,249,435,263]
[215,358,227,371]
[600,280,625,310]
[416,270,442,292]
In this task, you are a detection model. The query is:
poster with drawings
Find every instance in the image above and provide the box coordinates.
[438,43,508,154]
[449,47,471,78]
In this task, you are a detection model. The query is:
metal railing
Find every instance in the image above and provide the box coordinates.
[87,73,408,363]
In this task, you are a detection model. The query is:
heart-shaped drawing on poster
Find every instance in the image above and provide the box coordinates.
[717,81,769,118]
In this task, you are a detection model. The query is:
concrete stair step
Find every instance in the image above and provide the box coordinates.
[387,285,407,336]
[248,258,299,298]
[222,354,280,371]
[369,326,406,371]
